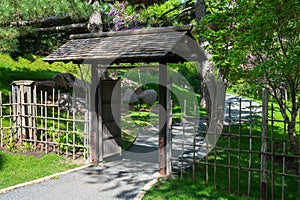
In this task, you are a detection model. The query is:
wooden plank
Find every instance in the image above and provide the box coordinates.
[99,79,122,159]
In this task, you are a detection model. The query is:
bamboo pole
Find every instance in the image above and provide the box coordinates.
[0,91,3,147]
[72,109,76,160]
[52,88,56,153]
[282,105,286,199]
[248,101,253,197]
[192,100,197,184]
[57,90,61,155]
[261,88,268,200]
[45,91,48,154]
[228,102,231,193]
[238,98,242,195]
[271,104,275,200]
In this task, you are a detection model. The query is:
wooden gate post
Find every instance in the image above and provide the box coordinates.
[159,63,167,175]
[261,88,268,200]
[90,64,100,165]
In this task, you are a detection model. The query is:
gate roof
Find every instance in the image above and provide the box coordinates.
[43,25,201,64]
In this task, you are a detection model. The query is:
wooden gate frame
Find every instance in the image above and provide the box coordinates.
[43,25,203,176]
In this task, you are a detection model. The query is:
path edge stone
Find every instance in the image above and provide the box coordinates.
[0,164,92,195]
[134,172,168,200]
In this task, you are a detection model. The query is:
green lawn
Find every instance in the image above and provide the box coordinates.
[0,53,78,97]
[0,150,80,189]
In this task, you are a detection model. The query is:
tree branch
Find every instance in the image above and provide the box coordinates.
[37,23,87,32]
[175,6,195,18]
[10,15,72,27]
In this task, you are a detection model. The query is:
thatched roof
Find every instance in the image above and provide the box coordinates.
[43,25,201,64]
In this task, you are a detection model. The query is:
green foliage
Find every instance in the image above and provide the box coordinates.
[200,0,300,149]
[0,0,93,54]
[132,0,195,27]
[201,0,300,90]
[44,128,84,152]
[169,62,201,94]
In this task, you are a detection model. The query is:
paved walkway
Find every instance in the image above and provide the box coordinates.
[0,127,160,200]
[0,94,261,200]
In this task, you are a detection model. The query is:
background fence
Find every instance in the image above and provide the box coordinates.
[0,82,90,161]
[172,91,300,199]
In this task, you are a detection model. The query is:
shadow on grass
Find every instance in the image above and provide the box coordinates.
[0,151,5,170]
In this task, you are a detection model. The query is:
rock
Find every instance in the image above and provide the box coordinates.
[130,93,139,104]
[87,2,102,33]
[52,73,76,89]
[35,80,58,91]
[142,89,157,104]
[122,88,134,102]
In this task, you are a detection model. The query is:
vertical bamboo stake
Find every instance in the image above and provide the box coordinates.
[261,88,268,200]
[72,109,76,160]
[57,90,61,155]
[228,102,231,193]
[180,99,186,179]
[181,117,185,180]
[33,84,37,149]
[205,116,209,185]
[45,91,48,154]
[192,100,196,184]
[214,121,217,190]
[0,91,3,147]
[238,98,242,195]
[298,101,300,200]
[52,88,56,153]
[66,109,69,157]
[40,90,44,152]
[20,84,25,143]
[9,92,13,141]
[84,91,88,160]
[248,101,253,197]
[271,104,275,200]
[282,106,286,200]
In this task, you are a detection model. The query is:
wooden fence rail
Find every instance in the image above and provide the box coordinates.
[171,91,300,199]
[0,86,90,161]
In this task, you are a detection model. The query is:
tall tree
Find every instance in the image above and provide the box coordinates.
[195,0,226,129]
[201,0,300,152]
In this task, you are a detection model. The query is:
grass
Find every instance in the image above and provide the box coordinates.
[0,54,83,190]
[143,177,244,200]
[0,53,78,97]
[0,150,81,190]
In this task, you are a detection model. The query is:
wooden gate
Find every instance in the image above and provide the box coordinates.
[98,79,122,160]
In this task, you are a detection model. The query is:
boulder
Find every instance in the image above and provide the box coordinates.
[142,89,157,104]
[35,80,58,91]
[52,73,76,89]
[130,93,139,104]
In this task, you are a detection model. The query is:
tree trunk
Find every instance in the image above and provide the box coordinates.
[195,0,206,27]
[195,0,213,126]
[288,109,298,153]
